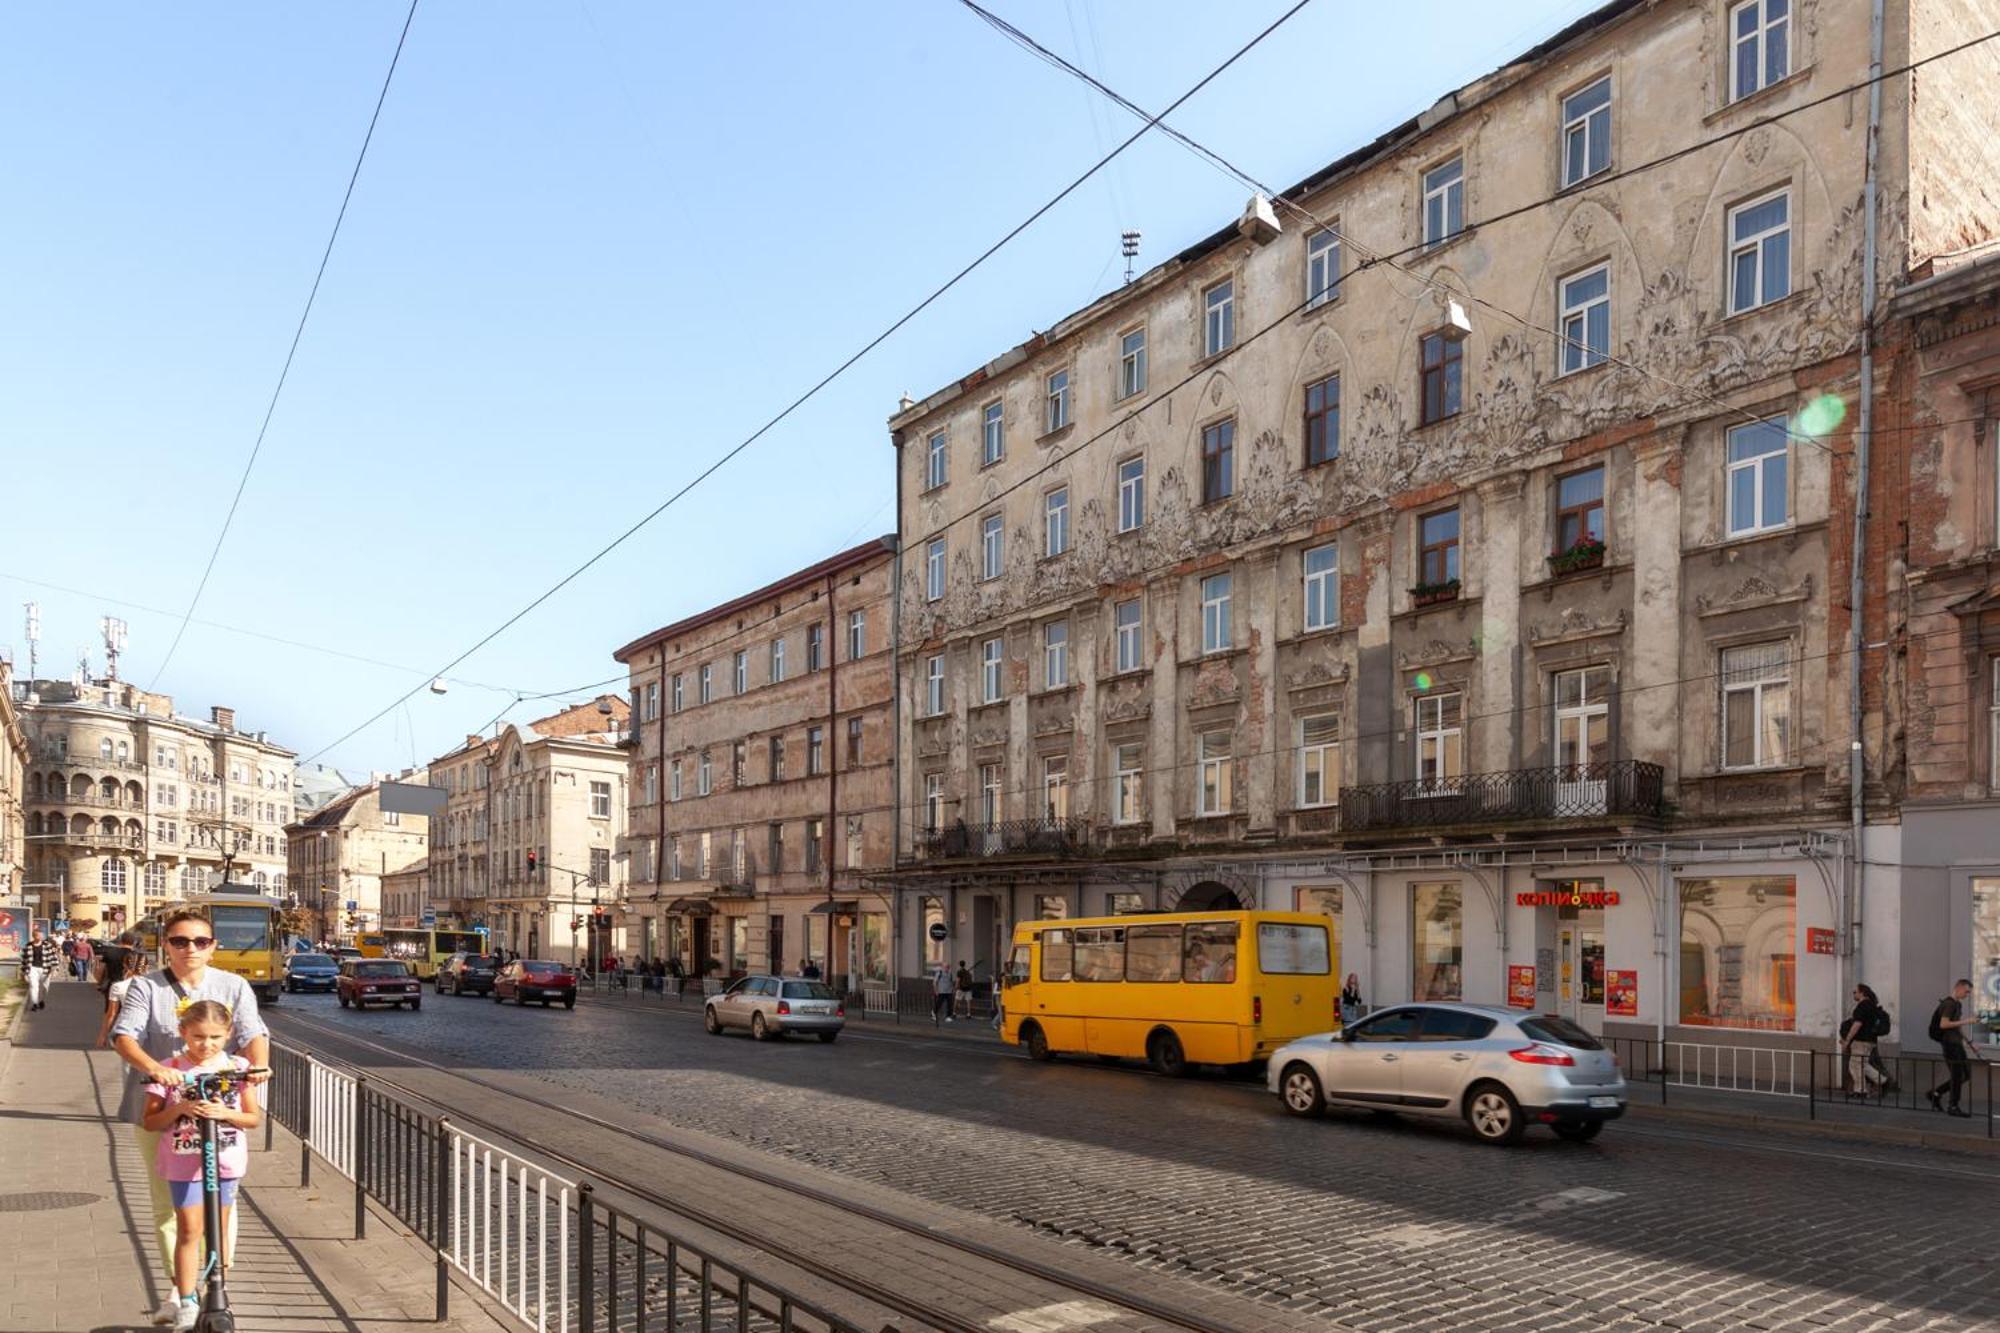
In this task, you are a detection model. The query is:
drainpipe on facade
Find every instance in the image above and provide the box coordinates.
[1846,0,1885,1006]
[889,444,906,972]
[1657,842,1670,1050]
[825,573,839,983]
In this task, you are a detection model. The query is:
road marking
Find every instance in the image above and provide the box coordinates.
[1375,1222,1452,1248]
[1490,1185,1624,1225]
[988,1301,1125,1332]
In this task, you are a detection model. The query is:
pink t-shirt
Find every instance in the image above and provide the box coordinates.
[145,1054,251,1182]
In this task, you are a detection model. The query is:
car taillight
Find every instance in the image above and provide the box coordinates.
[776,1001,792,1015]
[1508,1042,1576,1067]
[1252,996,1262,1024]
[835,1004,845,1017]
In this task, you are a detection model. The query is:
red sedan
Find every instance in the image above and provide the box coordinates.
[493,959,577,1009]
[337,959,422,1010]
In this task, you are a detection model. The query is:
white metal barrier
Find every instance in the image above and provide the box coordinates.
[862,985,896,1017]
[1663,1042,1809,1096]
[306,1057,358,1178]
[447,1124,575,1333]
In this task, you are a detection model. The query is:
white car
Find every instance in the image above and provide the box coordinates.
[1268,1003,1627,1144]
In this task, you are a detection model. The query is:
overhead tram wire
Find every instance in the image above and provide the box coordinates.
[147,0,424,691]
[295,0,1320,768]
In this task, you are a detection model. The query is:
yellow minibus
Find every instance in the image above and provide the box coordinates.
[1001,910,1339,1075]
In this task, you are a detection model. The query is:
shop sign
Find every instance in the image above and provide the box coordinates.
[1806,927,1836,955]
[1516,889,1620,908]
[1507,965,1537,1009]
[1607,969,1639,1016]
[928,922,948,942]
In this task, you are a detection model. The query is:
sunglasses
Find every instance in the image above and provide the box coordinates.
[166,936,215,950]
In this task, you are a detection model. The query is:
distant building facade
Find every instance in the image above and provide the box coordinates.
[283,772,431,939]
[0,661,27,900]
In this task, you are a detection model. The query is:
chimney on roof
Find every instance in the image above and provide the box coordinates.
[466,734,481,748]
[211,706,236,733]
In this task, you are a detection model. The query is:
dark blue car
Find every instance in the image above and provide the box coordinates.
[284,952,339,993]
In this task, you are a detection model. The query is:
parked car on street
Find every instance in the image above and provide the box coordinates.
[283,952,339,994]
[437,952,501,996]
[704,975,845,1041]
[336,958,422,1011]
[493,959,577,1008]
[1267,1003,1626,1145]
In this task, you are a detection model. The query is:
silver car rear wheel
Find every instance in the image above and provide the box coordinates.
[1465,1084,1524,1145]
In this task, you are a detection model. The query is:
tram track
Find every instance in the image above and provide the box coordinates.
[272,1008,1270,1333]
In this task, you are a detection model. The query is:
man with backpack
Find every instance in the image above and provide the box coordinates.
[1927,979,1981,1118]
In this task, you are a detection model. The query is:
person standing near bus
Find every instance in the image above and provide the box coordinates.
[110,906,269,1327]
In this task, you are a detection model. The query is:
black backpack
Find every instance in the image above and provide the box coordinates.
[1928,1000,1949,1043]
[1870,1004,1891,1039]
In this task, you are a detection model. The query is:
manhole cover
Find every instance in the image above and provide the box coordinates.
[0,1191,102,1212]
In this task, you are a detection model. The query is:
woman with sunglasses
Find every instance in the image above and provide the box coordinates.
[110,906,270,1328]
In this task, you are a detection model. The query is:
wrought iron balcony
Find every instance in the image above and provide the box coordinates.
[1337,761,1666,834]
[916,817,1093,862]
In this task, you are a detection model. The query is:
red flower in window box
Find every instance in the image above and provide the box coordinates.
[1547,535,1606,576]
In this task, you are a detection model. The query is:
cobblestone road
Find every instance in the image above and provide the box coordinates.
[271,991,2000,1331]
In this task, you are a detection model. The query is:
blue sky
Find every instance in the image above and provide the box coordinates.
[0,0,1599,774]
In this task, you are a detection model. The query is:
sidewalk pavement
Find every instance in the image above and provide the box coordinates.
[0,979,513,1333]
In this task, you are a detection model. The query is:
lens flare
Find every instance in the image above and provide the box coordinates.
[1414,671,1434,691]
[1796,393,1846,439]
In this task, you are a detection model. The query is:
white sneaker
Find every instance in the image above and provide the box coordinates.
[151,1297,182,1325]
[172,1299,199,1331]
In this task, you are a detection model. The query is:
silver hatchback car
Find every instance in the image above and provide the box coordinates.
[1267,1003,1627,1144]
[704,975,846,1042]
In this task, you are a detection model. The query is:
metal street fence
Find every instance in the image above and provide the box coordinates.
[1604,1035,1994,1136]
[264,1041,867,1331]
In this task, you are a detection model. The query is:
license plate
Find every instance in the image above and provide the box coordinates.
[1588,1095,1619,1109]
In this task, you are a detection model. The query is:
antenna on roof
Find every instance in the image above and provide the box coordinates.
[1121,230,1141,285]
[23,601,39,682]
[101,616,128,682]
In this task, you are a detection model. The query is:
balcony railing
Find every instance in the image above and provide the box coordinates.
[1338,760,1665,834]
[916,817,1093,861]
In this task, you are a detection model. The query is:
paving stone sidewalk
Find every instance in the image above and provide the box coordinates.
[0,981,512,1333]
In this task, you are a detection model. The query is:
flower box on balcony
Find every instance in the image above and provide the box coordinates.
[1547,537,1606,577]
[1410,579,1461,608]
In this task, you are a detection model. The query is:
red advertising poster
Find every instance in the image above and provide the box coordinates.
[1606,969,1638,1016]
[1806,928,1836,955]
[1507,965,1537,1009]
[0,909,23,965]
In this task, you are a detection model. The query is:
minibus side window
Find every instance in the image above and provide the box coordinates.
[1073,927,1125,981]
[1040,929,1074,982]
[1184,923,1239,983]
[1125,925,1183,982]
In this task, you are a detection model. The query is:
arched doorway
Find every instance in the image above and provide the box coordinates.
[1178,880,1243,912]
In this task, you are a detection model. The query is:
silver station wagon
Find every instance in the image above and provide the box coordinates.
[1267,1002,1627,1145]
[705,975,846,1042]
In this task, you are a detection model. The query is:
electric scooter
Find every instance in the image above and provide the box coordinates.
[182,1066,267,1333]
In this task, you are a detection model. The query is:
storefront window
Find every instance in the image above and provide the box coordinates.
[1412,883,1463,1000]
[921,896,945,967]
[806,914,828,971]
[1973,878,2000,1029]
[862,912,891,983]
[1678,875,1796,1030]
[730,917,750,974]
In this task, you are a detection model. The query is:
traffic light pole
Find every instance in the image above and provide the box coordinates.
[534,861,606,975]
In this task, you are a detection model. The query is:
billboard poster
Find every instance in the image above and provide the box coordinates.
[1607,969,1639,1016]
[0,908,25,965]
[1507,965,1537,1009]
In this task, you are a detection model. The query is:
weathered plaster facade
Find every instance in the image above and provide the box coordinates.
[614,538,897,984]
[884,0,1998,1042]
[283,773,430,939]
[0,662,27,901]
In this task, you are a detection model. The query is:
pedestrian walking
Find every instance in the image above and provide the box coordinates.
[800,957,821,981]
[1927,978,1981,1118]
[930,960,955,1024]
[22,927,60,1010]
[143,1000,262,1332]
[99,949,148,1050]
[1340,973,1365,1027]
[109,906,270,1326]
[1841,983,1888,1098]
[954,960,974,1019]
[72,934,94,982]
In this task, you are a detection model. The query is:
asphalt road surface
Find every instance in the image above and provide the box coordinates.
[268,989,2000,1331]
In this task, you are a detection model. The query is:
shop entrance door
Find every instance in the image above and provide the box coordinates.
[1558,909,1606,1034]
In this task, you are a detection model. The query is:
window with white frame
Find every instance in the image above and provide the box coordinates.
[1726,417,1789,535]
[1302,543,1338,632]
[669,835,684,880]
[643,681,660,720]
[925,654,944,716]
[644,764,658,805]
[1728,190,1791,314]
[926,430,947,490]
[1306,227,1341,307]
[1119,327,1146,398]
[848,609,866,659]
[589,781,611,818]
[698,664,712,704]
[1415,692,1464,788]
[1299,714,1341,807]
[698,750,713,796]
[1044,621,1069,688]
[1561,76,1611,187]
[1200,572,1233,653]
[1423,156,1465,247]
[772,637,788,683]
[982,400,1004,465]
[670,759,683,801]
[1729,0,1790,102]
[671,673,684,712]
[1114,743,1144,824]
[923,772,943,832]
[733,650,747,695]
[981,513,1003,581]
[979,763,1002,827]
[1046,369,1071,432]
[925,537,945,601]
[1204,279,1234,357]
[1198,732,1233,816]
[1117,456,1145,531]
[807,726,824,775]
[808,623,825,672]
[1114,598,1142,674]
[1042,755,1069,821]
[1559,264,1610,374]
[1045,487,1069,557]
[1721,641,1792,768]
[981,637,1004,704]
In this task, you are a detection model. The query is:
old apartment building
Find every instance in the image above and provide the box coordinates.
[13,677,296,931]
[0,660,26,900]
[284,772,430,939]
[886,0,2000,1046]
[614,538,896,985]
[424,696,629,961]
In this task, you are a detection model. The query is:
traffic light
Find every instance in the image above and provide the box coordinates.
[571,916,583,931]
[526,850,538,875]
